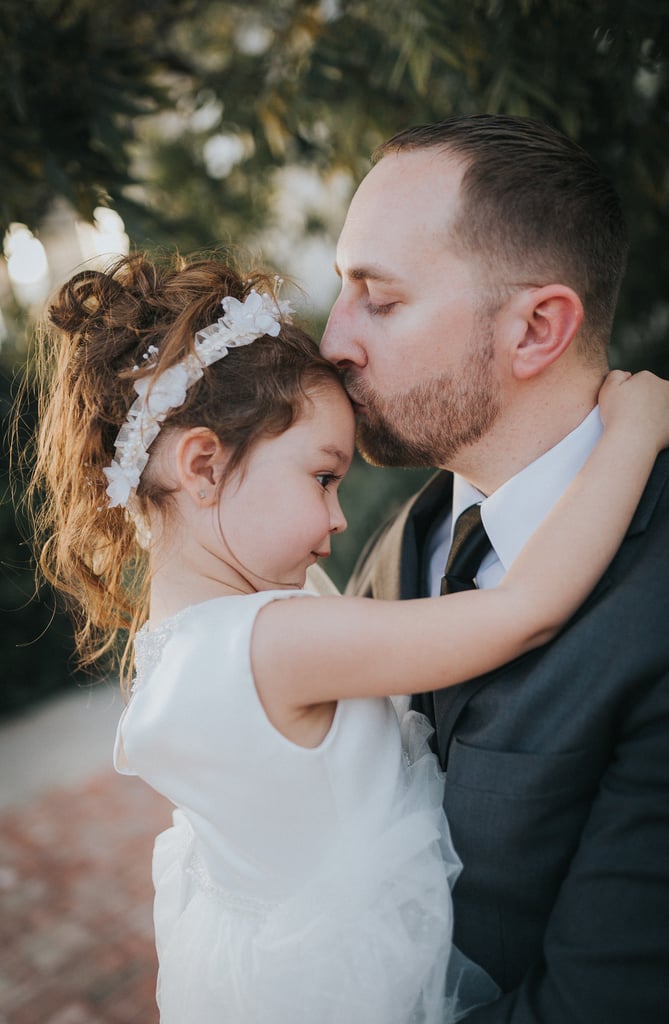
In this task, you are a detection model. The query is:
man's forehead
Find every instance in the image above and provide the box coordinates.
[357,148,464,203]
[337,151,464,252]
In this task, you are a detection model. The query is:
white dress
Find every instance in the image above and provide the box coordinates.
[114,590,498,1023]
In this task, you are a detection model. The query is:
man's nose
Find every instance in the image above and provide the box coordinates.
[320,298,367,369]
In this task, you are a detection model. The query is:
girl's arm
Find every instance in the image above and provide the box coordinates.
[253,371,669,716]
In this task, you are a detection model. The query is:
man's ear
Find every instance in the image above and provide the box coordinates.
[174,427,227,505]
[506,285,584,380]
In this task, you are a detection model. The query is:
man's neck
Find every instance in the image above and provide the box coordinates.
[424,406,605,597]
[445,382,602,496]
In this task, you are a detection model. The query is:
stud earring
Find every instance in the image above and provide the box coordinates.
[198,489,207,499]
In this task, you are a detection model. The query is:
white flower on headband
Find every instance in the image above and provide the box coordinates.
[103,288,291,512]
[103,459,136,508]
[134,362,192,416]
[195,291,285,350]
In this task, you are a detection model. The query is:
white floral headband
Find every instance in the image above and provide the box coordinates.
[103,288,291,511]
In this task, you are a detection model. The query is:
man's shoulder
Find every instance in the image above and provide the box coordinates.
[636,447,669,528]
[644,445,669,489]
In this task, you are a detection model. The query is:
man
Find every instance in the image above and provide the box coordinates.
[320,115,669,1022]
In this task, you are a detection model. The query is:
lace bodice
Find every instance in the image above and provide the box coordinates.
[133,611,189,684]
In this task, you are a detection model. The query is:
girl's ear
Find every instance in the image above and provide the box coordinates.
[504,285,584,380]
[174,428,228,505]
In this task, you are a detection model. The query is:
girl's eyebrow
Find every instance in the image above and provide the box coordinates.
[319,445,352,468]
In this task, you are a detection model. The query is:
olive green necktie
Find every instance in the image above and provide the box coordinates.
[440,504,492,595]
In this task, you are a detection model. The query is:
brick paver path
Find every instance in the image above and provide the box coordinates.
[0,771,171,1023]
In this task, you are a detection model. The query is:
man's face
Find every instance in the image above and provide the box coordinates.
[320,150,502,470]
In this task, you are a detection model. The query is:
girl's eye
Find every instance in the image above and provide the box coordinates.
[367,301,396,316]
[316,473,339,490]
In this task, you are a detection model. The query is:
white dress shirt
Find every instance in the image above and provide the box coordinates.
[427,407,604,596]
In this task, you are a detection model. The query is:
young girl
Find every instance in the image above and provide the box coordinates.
[29,253,669,1024]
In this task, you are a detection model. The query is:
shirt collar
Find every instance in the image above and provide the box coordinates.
[452,407,603,573]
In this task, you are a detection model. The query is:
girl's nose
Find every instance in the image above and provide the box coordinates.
[330,497,347,534]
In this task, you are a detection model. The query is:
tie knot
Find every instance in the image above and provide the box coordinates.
[440,504,492,595]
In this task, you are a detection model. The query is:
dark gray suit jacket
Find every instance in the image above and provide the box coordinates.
[348,450,669,1023]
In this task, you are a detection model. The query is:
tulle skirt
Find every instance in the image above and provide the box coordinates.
[151,711,498,1023]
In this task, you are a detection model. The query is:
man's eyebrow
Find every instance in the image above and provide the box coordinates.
[333,262,400,284]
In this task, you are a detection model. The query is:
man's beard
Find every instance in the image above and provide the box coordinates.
[343,329,501,469]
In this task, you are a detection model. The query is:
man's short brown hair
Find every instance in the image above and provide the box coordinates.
[375,115,628,358]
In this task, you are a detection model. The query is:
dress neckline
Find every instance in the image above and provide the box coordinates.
[133,590,307,687]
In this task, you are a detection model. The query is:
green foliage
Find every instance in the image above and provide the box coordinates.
[0,335,86,715]
[1,0,668,710]
[177,0,667,369]
[0,0,196,234]
[3,1,667,368]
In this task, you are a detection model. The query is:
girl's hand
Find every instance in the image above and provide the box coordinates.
[598,370,669,453]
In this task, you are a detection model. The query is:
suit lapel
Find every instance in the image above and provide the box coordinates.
[366,511,409,601]
[363,473,453,725]
[366,472,454,602]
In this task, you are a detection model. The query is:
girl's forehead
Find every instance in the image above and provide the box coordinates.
[286,386,355,457]
[302,381,355,426]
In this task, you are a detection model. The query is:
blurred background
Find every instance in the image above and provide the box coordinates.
[2,0,668,715]
[0,3,667,1020]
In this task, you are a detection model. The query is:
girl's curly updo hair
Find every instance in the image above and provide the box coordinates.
[27,252,343,679]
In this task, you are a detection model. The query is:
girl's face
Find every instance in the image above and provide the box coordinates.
[216,382,355,590]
